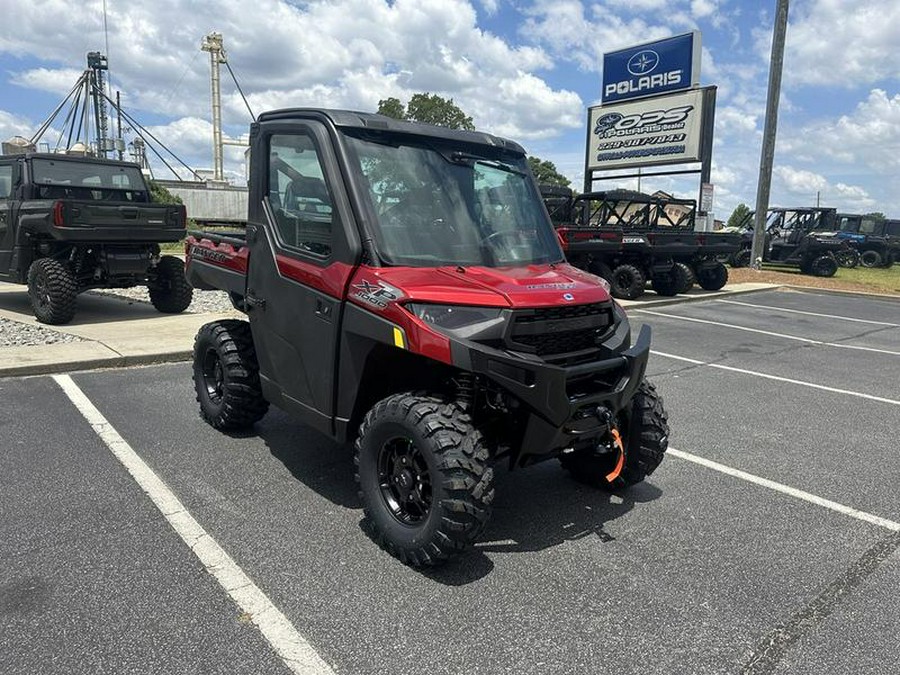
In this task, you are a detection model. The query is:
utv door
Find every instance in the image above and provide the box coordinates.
[0,161,13,273]
[246,125,357,435]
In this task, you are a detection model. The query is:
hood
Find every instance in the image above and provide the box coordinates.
[362,263,612,308]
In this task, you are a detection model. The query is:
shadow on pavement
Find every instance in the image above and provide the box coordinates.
[259,407,663,586]
[0,285,162,325]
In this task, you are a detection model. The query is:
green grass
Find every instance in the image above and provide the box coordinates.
[833,265,900,294]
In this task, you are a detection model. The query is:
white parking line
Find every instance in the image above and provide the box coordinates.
[52,374,335,675]
[669,448,900,532]
[638,309,900,357]
[652,350,900,406]
[715,299,900,328]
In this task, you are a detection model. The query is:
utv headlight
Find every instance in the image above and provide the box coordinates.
[406,303,506,339]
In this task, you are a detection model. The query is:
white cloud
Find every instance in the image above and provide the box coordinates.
[783,89,900,171]
[10,68,85,96]
[782,0,900,87]
[691,0,718,19]
[0,110,34,140]
[773,165,874,211]
[0,0,574,148]
[774,165,828,194]
[715,105,759,137]
[520,0,674,72]
[477,0,501,15]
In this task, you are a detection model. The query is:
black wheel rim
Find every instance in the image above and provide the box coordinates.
[201,349,225,404]
[614,270,631,290]
[34,273,50,309]
[377,436,432,525]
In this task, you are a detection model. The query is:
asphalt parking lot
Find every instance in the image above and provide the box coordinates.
[2,288,898,675]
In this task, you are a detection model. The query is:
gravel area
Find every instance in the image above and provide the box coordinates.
[87,287,236,313]
[0,318,85,347]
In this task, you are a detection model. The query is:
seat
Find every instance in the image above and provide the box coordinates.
[284,176,331,212]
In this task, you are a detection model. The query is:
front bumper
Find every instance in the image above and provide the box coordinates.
[450,321,651,464]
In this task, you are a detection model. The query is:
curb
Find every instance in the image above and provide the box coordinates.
[1,350,194,379]
[619,283,781,310]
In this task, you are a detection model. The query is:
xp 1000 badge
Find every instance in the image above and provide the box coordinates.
[352,279,403,309]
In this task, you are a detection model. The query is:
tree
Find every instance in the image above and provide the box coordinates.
[149,180,182,205]
[726,203,752,229]
[377,93,475,130]
[376,97,405,121]
[528,156,570,187]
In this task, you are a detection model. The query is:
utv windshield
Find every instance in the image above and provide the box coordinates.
[344,133,562,267]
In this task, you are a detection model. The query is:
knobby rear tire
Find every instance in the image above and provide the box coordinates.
[859,250,882,268]
[610,264,645,300]
[149,255,193,314]
[27,258,78,325]
[697,262,728,291]
[192,320,269,430]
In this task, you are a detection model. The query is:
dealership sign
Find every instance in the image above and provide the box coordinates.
[602,32,701,103]
[587,88,713,171]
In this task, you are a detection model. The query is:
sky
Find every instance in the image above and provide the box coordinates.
[1,0,898,220]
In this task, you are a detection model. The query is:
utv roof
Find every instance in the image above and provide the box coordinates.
[256,108,526,155]
[0,152,144,170]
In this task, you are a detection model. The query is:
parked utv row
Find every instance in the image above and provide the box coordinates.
[725,207,898,275]
[542,186,739,300]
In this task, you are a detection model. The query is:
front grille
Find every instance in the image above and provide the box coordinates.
[512,330,598,355]
[508,302,614,358]
[513,302,609,324]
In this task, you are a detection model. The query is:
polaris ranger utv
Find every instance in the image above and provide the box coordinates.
[540,185,625,283]
[186,109,669,566]
[0,153,191,324]
[542,189,733,300]
[830,213,898,268]
[727,207,847,276]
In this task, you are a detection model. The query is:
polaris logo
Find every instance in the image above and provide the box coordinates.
[627,50,659,76]
[604,70,683,99]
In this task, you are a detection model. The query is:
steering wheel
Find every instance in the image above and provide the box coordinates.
[480,229,524,247]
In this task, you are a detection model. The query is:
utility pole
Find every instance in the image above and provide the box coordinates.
[201,32,226,183]
[750,0,789,269]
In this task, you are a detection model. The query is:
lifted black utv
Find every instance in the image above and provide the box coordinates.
[186,109,670,566]
[0,153,191,323]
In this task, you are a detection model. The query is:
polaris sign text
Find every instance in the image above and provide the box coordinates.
[602,32,701,103]
[587,89,712,171]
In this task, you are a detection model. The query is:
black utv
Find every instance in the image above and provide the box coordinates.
[0,153,191,324]
[727,208,847,277]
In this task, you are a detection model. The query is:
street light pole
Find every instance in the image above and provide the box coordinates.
[750,0,789,269]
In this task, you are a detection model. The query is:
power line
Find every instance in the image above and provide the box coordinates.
[224,59,256,122]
